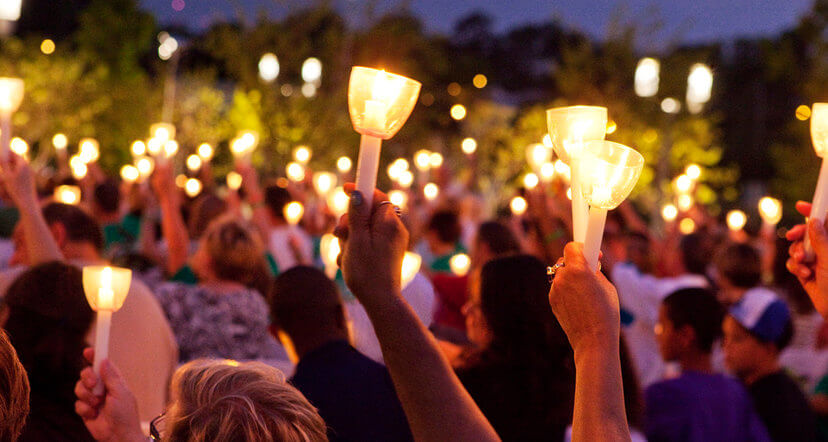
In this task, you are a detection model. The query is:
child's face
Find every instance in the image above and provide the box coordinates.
[722,316,766,378]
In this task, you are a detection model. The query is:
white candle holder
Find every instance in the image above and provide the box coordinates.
[348,67,420,209]
[579,140,644,271]
[82,266,132,395]
[546,106,608,243]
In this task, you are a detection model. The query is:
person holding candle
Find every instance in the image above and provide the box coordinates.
[0,153,177,426]
[3,262,96,441]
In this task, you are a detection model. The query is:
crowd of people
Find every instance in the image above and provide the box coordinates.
[0,147,826,442]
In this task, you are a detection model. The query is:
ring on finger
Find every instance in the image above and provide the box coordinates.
[547,261,565,283]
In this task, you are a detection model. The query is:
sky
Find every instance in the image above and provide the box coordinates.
[139,0,816,46]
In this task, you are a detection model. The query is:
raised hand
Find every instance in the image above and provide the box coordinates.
[786,201,828,317]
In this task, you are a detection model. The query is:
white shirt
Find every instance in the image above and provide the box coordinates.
[268,225,314,272]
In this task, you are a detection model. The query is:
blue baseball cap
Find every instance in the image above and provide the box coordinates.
[728,287,791,345]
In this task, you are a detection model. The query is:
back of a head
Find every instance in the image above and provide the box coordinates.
[475,221,520,257]
[0,330,29,442]
[202,216,271,295]
[479,255,572,365]
[679,232,711,276]
[427,211,461,245]
[270,266,345,342]
[167,359,327,442]
[189,193,228,240]
[714,243,761,289]
[93,179,120,215]
[42,203,104,251]
[4,262,93,397]
[662,288,724,353]
[265,185,292,222]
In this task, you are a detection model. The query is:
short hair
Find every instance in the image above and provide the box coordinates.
[269,266,344,338]
[188,193,228,239]
[679,233,712,276]
[0,330,29,442]
[166,359,327,442]
[475,221,520,256]
[264,185,292,222]
[93,178,120,214]
[714,243,762,289]
[427,211,461,244]
[662,288,724,353]
[201,216,271,296]
[41,203,104,251]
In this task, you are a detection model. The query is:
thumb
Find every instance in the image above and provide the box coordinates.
[563,241,587,268]
[809,218,828,254]
[347,190,372,238]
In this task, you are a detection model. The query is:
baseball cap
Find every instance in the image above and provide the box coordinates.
[728,287,791,345]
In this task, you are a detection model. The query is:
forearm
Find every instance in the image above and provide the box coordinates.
[19,201,63,264]
[159,196,189,275]
[571,342,630,442]
[363,293,500,442]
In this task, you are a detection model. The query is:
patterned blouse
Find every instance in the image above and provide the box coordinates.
[153,283,280,363]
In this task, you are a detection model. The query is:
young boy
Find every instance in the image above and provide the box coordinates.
[723,287,817,442]
[646,288,770,441]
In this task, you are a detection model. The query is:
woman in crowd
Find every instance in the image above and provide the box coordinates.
[456,253,576,441]
[4,262,95,441]
[74,354,328,441]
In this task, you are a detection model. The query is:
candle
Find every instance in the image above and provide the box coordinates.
[547,106,608,243]
[131,140,146,157]
[319,234,341,279]
[186,154,202,172]
[78,138,99,164]
[293,146,312,164]
[661,204,678,222]
[286,162,305,182]
[727,210,747,231]
[805,103,828,259]
[423,183,439,201]
[449,253,471,276]
[327,187,349,217]
[0,78,24,161]
[758,196,782,227]
[389,190,408,210]
[461,137,477,155]
[579,140,644,271]
[313,172,336,196]
[523,173,539,189]
[510,196,527,216]
[82,266,132,395]
[284,201,304,225]
[120,165,139,183]
[185,178,202,198]
[226,171,243,190]
[349,67,421,209]
[197,143,214,161]
[54,185,81,205]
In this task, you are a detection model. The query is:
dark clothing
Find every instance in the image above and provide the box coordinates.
[749,371,817,442]
[457,361,572,442]
[19,391,94,442]
[290,340,413,442]
[645,371,770,442]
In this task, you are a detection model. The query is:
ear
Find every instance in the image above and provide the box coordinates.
[49,222,68,248]
[676,324,698,350]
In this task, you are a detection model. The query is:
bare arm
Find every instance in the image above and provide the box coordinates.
[549,242,631,442]
[1,154,63,264]
[151,164,189,276]
[337,185,500,442]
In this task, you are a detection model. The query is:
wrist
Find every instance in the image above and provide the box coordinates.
[572,334,619,362]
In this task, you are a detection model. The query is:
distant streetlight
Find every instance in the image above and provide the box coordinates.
[634,57,660,98]
[258,53,279,83]
[157,33,179,61]
[686,63,714,114]
[301,57,322,85]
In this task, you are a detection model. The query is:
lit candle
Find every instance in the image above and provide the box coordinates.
[423,183,439,201]
[54,185,81,205]
[510,196,527,216]
[349,67,421,209]
[727,210,747,232]
[0,78,24,162]
[82,266,132,395]
[580,140,644,271]
[226,171,243,191]
[327,187,349,217]
[805,103,828,259]
[284,201,304,225]
[401,252,422,290]
[547,106,608,243]
[449,253,471,276]
[319,234,341,279]
[313,172,336,196]
[758,196,782,230]
[120,165,139,183]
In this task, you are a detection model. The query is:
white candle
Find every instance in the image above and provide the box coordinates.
[805,157,828,258]
[92,267,115,395]
[583,207,608,272]
[355,135,382,208]
[570,157,588,243]
[0,113,10,162]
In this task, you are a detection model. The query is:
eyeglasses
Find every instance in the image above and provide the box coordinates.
[150,413,166,441]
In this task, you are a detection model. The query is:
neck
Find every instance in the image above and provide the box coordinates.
[62,243,101,262]
[295,333,348,360]
[742,359,780,386]
[679,350,712,373]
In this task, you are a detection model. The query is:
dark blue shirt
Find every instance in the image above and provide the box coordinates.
[290,340,413,442]
[645,371,771,442]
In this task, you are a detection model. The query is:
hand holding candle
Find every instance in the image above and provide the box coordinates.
[547,106,608,243]
[805,103,828,259]
[348,67,421,209]
[82,266,132,395]
[579,141,644,271]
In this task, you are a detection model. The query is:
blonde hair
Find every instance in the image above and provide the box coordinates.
[201,216,271,294]
[0,329,29,442]
[165,359,328,442]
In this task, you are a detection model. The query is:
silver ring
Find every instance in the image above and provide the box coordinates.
[547,262,565,282]
[377,200,402,218]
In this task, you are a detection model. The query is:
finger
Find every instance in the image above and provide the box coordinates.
[100,360,126,393]
[786,224,807,241]
[343,183,389,206]
[80,367,98,390]
[787,258,812,280]
[562,242,587,268]
[75,400,98,420]
[796,201,812,218]
[346,190,372,242]
[83,347,94,364]
[74,380,101,406]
